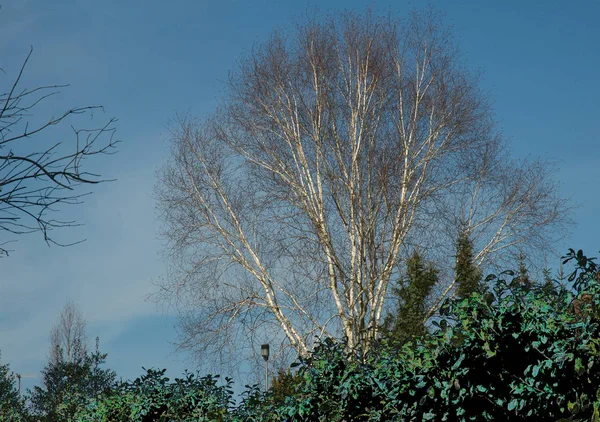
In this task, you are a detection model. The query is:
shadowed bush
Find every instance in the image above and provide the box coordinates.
[75,249,600,421]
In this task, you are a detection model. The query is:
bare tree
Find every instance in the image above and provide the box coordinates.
[0,47,118,255]
[155,9,569,369]
[49,300,87,365]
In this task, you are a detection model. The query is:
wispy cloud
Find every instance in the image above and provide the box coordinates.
[0,142,170,373]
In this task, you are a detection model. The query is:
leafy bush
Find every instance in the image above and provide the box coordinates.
[76,249,600,421]
[261,249,600,421]
[75,368,234,421]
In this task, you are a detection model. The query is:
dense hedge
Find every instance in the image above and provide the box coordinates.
[73,249,600,421]
[73,368,234,421]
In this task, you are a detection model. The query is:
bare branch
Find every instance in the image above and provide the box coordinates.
[0,47,118,255]
[49,300,88,365]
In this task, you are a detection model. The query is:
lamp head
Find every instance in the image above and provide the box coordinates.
[261,344,270,361]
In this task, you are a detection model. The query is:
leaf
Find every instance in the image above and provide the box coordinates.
[592,406,600,422]
[575,358,584,375]
[568,400,580,414]
[451,354,465,370]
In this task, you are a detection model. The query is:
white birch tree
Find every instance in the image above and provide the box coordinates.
[155,9,569,369]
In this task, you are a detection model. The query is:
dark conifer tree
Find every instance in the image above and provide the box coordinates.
[383,250,438,345]
[455,229,483,299]
[540,268,556,296]
[514,251,533,291]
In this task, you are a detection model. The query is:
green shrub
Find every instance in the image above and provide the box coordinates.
[266,249,600,421]
[75,368,234,421]
[76,249,600,422]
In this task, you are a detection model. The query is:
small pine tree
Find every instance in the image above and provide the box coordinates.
[88,337,116,398]
[383,250,438,345]
[515,251,533,290]
[455,229,482,299]
[540,268,556,296]
[556,262,567,283]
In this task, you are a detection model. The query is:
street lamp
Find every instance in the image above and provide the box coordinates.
[261,344,270,391]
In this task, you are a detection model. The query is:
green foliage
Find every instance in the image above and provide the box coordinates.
[383,251,439,345]
[0,352,19,409]
[270,368,302,406]
[75,249,600,422]
[27,338,116,422]
[76,367,234,421]
[455,229,482,299]
[246,248,600,421]
[83,337,117,400]
[0,352,28,421]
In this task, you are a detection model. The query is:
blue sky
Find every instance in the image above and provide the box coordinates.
[0,0,598,394]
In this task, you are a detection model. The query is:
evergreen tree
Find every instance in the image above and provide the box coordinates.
[455,229,482,299]
[88,337,116,398]
[383,250,438,345]
[540,268,556,296]
[27,301,116,421]
[514,251,533,291]
[27,338,116,422]
[556,262,567,283]
[0,352,27,420]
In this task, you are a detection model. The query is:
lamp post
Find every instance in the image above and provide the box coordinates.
[261,344,270,391]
